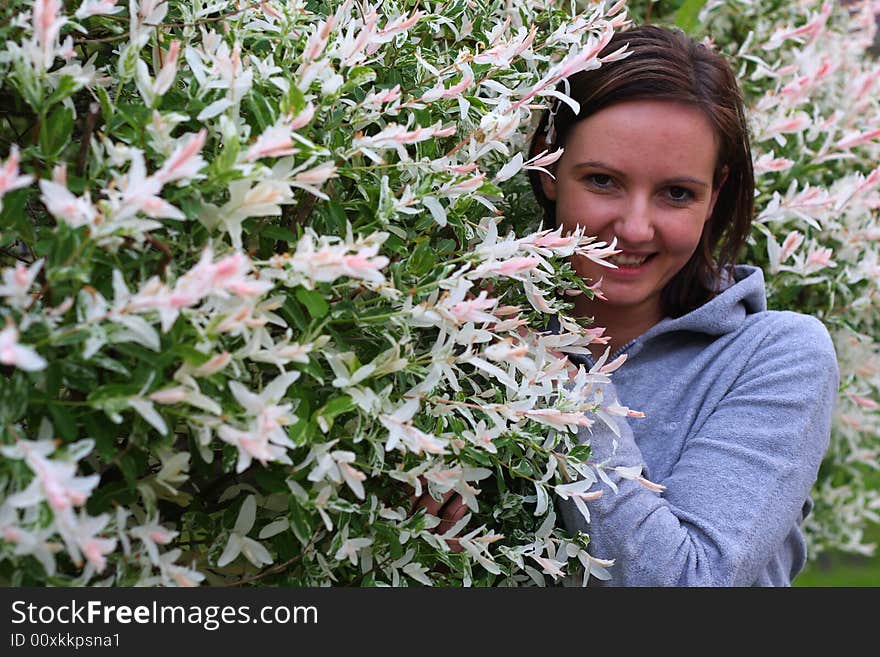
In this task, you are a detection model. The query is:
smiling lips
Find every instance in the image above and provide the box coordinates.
[607,251,656,268]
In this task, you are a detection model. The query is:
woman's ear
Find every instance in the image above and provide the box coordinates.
[540,169,558,201]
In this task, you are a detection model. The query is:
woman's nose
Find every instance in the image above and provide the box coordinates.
[614,196,655,243]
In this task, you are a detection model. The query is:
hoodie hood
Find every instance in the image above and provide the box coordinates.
[551,264,768,365]
[647,264,767,337]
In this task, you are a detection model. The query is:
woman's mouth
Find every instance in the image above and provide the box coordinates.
[607,253,656,268]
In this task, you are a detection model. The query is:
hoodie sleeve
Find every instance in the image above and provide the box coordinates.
[556,313,839,586]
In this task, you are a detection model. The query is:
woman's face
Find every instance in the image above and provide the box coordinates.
[541,100,724,325]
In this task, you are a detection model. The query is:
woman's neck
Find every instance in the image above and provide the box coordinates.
[572,296,664,361]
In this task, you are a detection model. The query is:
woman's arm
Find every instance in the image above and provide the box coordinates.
[557,313,839,586]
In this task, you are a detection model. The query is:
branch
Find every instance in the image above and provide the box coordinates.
[75,103,101,177]
[144,233,173,275]
[221,532,321,587]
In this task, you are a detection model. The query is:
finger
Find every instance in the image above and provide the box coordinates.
[413,488,456,518]
[446,537,465,554]
[437,498,468,535]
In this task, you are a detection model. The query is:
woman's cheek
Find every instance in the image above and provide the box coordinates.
[557,199,611,238]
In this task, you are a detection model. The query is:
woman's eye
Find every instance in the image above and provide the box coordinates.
[666,186,695,203]
[586,174,614,189]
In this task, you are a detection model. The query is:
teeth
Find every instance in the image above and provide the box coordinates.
[609,254,650,267]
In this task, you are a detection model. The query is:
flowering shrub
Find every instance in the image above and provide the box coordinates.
[632,0,880,557]
[3,0,875,588]
[0,0,650,586]
[732,0,880,558]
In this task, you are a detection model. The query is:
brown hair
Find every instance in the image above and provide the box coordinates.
[527,24,754,318]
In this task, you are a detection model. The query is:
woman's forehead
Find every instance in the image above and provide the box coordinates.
[564,100,721,173]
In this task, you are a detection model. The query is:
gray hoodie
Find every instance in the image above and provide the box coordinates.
[556,264,839,586]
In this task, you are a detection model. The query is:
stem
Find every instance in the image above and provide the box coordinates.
[0,246,32,264]
[75,103,101,177]
[98,437,137,476]
[144,233,173,275]
[25,235,94,312]
[221,532,320,587]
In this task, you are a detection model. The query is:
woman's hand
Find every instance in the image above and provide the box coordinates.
[409,481,468,553]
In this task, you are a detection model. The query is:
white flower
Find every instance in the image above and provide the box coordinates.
[0,323,47,372]
[0,503,58,576]
[218,372,300,473]
[0,259,43,308]
[245,122,299,161]
[217,496,274,568]
[158,549,205,587]
[0,146,34,210]
[39,180,96,228]
[74,0,122,20]
[129,515,178,566]
[155,129,207,184]
[284,229,390,287]
[56,510,117,573]
[334,537,373,566]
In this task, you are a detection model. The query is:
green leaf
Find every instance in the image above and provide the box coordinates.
[0,371,30,425]
[281,297,309,332]
[117,456,138,488]
[246,92,275,131]
[466,448,492,466]
[317,395,355,419]
[567,444,592,462]
[314,395,355,432]
[295,286,330,319]
[326,199,347,234]
[60,360,99,393]
[117,42,141,81]
[300,358,325,384]
[407,239,437,277]
[47,223,80,268]
[674,0,709,33]
[88,383,141,404]
[89,354,132,377]
[115,102,151,131]
[87,480,136,515]
[287,419,315,446]
[261,225,299,242]
[47,404,77,441]
[436,238,457,255]
[39,106,74,159]
[10,57,43,112]
[289,498,312,545]
[272,530,299,562]
[83,413,117,460]
[52,330,89,347]
[44,75,81,108]
[0,188,33,242]
[44,361,62,398]
[214,136,241,175]
[169,345,211,366]
[282,84,306,116]
[511,459,534,478]
[96,85,114,124]
[495,463,506,495]
[345,66,377,92]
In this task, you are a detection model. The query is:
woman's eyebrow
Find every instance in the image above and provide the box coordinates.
[572,160,711,189]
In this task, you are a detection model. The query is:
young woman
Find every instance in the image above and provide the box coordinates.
[525,24,839,586]
[413,24,838,586]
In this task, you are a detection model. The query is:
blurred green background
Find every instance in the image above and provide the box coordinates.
[795,525,880,586]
